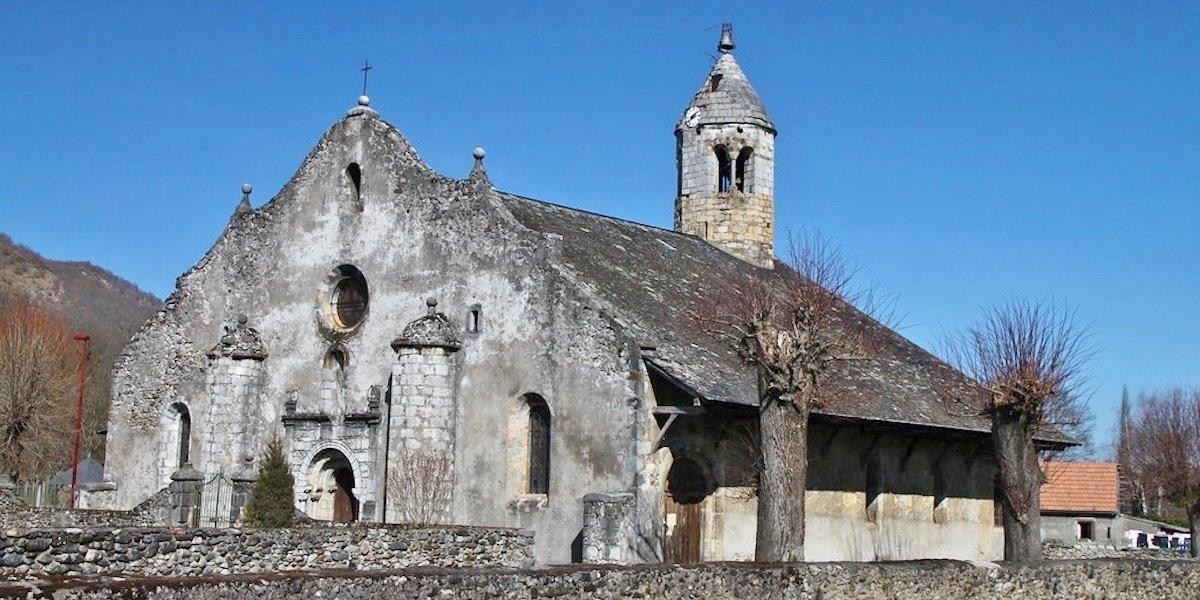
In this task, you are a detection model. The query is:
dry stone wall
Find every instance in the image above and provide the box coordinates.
[1043,540,1193,561]
[0,525,532,580]
[0,489,168,531]
[9,559,1200,599]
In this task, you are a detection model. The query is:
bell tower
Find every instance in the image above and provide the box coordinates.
[675,24,776,268]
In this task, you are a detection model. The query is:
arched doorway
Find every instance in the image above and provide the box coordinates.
[304,448,359,523]
[664,456,713,563]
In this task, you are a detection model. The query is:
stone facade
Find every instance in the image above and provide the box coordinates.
[99,27,1020,566]
[15,560,1200,599]
[101,102,636,564]
[0,525,532,580]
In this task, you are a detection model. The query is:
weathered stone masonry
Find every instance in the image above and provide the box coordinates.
[0,525,532,580]
[13,560,1200,599]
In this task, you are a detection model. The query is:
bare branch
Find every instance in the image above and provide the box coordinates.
[1129,388,1200,524]
[689,228,900,409]
[385,449,454,525]
[940,297,1096,430]
[0,299,76,482]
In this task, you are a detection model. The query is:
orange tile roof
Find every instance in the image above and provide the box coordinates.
[1040,461,1119,514]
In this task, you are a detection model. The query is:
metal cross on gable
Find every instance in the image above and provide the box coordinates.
[361,60,373,97]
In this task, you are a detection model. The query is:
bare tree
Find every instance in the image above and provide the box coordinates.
[386,449,453,525]
[691,230,893,561]
[1129,388,1200,556]
[942,299,1093,561]
[0,300,76,482]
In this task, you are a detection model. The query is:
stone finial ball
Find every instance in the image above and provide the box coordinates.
[358,95,371,106]
[241,183,253,195]
[472,147,486,160]
[426,297,438,308]
[236,314,248,325]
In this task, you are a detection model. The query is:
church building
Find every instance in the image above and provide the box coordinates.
[98,26,1066,564]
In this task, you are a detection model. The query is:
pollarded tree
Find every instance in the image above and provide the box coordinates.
[243,436,296,528]
[943,299,1093,561]
[691,230,894,561]
[0,299,75,483]
[1129,388,1200,557]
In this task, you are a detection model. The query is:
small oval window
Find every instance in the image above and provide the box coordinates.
[331,265,369,330]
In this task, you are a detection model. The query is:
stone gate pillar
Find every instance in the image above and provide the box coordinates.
[582,492,636,564]
[202,315,268,477]
[385,298,461,524]
[169,464,204,526]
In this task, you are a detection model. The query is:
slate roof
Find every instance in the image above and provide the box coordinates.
[1041,462,1120,514]
[677,51,774,132]
[48,457,105,486]
[499,193,1044,439]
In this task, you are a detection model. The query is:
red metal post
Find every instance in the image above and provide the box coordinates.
[68,333,90,509]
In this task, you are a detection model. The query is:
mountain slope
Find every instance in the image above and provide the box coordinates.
[0,233,160,464]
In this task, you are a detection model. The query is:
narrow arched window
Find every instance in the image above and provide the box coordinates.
[715,145,732,193]
[736,147,753,193]
[171,404,191,467]
[346,163,362,207]
[466,304,482,334]
[527,396,551,495]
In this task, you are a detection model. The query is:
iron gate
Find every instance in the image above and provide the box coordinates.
[198,472,234,528]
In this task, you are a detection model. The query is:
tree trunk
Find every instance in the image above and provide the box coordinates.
[755,378,810,562]
[1189,504,1200,558]
[992,405,1043,561]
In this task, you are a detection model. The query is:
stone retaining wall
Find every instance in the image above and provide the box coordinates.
[0,488,168,530]
[0,525,532,580]
[6,559,1199,599]
[1043,540,1193,560]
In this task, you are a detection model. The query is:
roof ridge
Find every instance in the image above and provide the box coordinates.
[498,192,698,240]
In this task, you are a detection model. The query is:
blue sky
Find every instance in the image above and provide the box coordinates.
[1,2,1196,454]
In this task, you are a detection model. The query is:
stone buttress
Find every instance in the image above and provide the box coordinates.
[385,298,462,523]
[200,315,267,476]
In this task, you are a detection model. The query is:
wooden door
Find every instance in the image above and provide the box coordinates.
[333,487,354,523]
[665,495,702,563]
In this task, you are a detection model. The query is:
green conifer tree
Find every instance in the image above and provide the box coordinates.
[242,436,296,528]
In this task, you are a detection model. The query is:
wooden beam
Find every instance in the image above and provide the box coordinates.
[652,414,679,451]
[651,406,709,416]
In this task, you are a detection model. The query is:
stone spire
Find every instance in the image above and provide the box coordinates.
[677,25,774,133]
[674,25,778,268]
